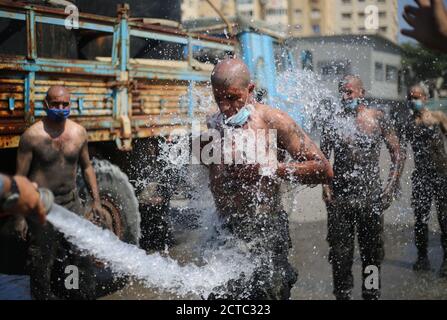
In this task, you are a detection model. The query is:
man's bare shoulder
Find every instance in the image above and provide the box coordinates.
[22,120,45,139]
[66,119,88,137]
[19,121,45,148]
[257,103,295,126]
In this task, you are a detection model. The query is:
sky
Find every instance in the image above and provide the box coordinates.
[398,0,447,43]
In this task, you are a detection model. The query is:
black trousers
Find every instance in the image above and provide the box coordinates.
[326,200,384,299]
[209,209,297,300]
[411,170,447,257]
[27,190,96,300]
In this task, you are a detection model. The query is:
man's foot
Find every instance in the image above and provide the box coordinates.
[413,255,431,272]
[439,259,447,278]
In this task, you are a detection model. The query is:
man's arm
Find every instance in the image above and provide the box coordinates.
[270,109,333,184]
[320,125,335,204]
[380,112,403,210]
[432,111,447,135]
[16,130,34,177]
[0,175,47,224]
[78,129,102,214]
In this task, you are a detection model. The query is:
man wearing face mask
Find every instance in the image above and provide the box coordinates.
[320,75,403,300]
[204,58,333,300]
[402,84,447,276]
[14,85,106,299]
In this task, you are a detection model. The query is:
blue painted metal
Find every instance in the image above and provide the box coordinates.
[24,71,34,114]
[8,97,15,111]
[188,81,194,117]
[239,31,303,126]
[78,98,84,114]
[35,16,114,33]
[26,9,36,60]
[111,24,119,65]
[0,10,25,20]
[238,32,277,105]
[119,15,129,74]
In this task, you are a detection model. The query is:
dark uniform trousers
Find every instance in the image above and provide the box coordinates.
[327,199,384,300]
[27,190,96,300]
[411,170,447,258]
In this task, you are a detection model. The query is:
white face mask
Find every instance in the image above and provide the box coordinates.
[223,95,253,127]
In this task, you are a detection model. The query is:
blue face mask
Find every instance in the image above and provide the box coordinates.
[343,98,361,111]
[224,105,252,127]
[409,99,424,111]
[46,108,70,122]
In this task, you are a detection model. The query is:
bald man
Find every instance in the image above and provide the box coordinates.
[402,85,447,276]
[15,85,105,299]
[204,58,333,300]
[320,75,402,300]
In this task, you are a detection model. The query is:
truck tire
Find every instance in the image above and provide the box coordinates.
[77,158,141,244]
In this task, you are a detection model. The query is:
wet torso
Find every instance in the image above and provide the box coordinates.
[328,107,384,201]
[207,104,283,217]
[407,110,447,177]
[26,120,86,195]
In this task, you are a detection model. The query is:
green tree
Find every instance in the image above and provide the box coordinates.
[401,42,447,85]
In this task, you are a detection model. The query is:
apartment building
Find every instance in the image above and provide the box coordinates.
[181,0,398,43]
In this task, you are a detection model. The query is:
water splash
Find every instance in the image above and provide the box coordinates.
[47,204,254,298]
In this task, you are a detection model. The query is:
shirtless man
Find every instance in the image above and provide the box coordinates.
[320,75,402,300]
[204,58,333,299]
[15,85,105,299]
[402,85,447,276]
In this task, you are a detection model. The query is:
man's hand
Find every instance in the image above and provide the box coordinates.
[13,216,28,241]
[13,176,47,225]
[380,185,396,211]
[88,201,113,231]
[402,0,447,53]
[322,185,334,205]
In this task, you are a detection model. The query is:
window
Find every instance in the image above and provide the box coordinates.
[379,26,387,32]
[358,12,365,18]
[318,60,351,78]
[342,0,351,4]
[237,0,253,4]
[342,13,352,19]
[379,11,386,18]
[312,24,321,34]
[342,27,351,33]
[375,62,384,81]
[240,10,253,16]
[358,27,366,32]
[266,8,287,16]
[386,65,398,82]
[301,50,313,71]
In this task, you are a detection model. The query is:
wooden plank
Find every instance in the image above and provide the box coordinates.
[35,80,110,87]
[0,79,24,84]
[35,86,112,94]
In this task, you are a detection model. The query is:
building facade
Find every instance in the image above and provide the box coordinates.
[285,34,403,101]
[181,0,398,43]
